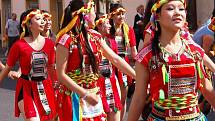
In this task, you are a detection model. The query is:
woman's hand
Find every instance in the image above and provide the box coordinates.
[8,71,20,80]
[84,92,99,106]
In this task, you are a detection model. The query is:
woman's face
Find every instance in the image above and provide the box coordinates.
[101,19,111,34]
[158,1,186,31]
[43,17,52,30]
[112,9,125,25]
[29,14,45,32]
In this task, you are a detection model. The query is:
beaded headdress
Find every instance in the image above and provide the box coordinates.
[95,14,109,27]
[42,12,52,19]
[56,0,94,40]
[150,0,186,31]
[109,7,126,19]
[151,0,186,14]
[20,9,41,39]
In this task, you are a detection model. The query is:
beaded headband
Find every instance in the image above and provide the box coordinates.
[42,12,52,19]
[150,0,186,31]
[72,0,95,16]
[151,0,186,14]
[56,0,94,40]
[20,9,41,39]
[109,7,126,18]
[95,14,109,27]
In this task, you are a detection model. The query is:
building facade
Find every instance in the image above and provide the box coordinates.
[0,0,214,47]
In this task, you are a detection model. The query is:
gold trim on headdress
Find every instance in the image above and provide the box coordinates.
[151,0,186,14]
[42,12,52,19]
[109,7,126,18]
[56,0,94,41]
[95,14,109,27]
[150,0,186,31]
[20,9,41,39]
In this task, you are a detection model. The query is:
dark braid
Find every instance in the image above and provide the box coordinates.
[109,19,116,38]
[152,6,162,56]
[81,17,98,73]
[73,15,98,73]
[121,24,126,47]
[152,23,161,56]
[72,26,83,71]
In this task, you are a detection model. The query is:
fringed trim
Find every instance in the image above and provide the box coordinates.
[82,113,107,121]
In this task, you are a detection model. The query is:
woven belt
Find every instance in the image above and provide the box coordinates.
[165,113,200,120]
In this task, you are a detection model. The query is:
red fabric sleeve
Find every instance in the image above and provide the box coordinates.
[128,27,136,47]
[6,41,20,67]
[189,43,207,78]
[56,34,73,49]
[135,45,152,69]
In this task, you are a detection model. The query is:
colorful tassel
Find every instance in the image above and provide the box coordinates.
[159,89,165,100]
[162,64,169,85]
[122,23,130,47]
[196,62,204,79]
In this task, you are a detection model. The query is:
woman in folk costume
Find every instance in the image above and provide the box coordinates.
[109,3,137,120]
[55,0,135,121]
[128,0,215,121]
[0,9,57,121]
[95,14,122,121]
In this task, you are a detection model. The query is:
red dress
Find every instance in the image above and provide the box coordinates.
[135,39,208,120]
[115,27,136,86]
[98,35,122,113]
[7,38,57,120]
[56,29,106,121]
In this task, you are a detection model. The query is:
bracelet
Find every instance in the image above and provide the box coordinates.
[82,91,89,100]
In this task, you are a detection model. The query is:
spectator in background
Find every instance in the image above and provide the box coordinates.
[5,13,20,53]
[193,12,215,59]
[133,5,144,50]
[193,10,215,115]
[203,9,215,26]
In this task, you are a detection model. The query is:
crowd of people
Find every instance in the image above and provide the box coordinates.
[0,0,214,121]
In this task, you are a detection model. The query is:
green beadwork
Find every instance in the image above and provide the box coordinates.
[75,69,81,75]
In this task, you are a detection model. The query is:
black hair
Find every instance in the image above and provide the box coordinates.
[60,0,98,73]
[41,10,49,14]
[151,6,162,56]
[142,0,156,31]
[19,8,37,37]
[109,2,124,13]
